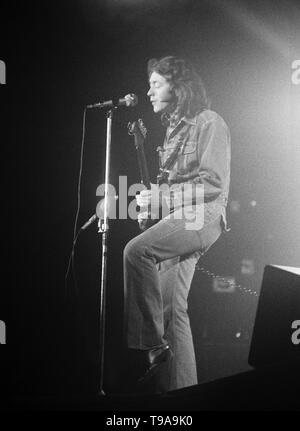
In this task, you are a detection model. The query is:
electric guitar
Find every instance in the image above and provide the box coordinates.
[127,119,158,230]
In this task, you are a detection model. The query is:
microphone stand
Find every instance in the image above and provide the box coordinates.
[98,107,114,396]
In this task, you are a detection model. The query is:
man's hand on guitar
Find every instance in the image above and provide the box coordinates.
[136,183,162,213]
[136,183,164,218]
[136,183,168,230]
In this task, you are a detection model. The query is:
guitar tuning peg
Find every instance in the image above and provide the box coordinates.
[127,122,133,135]
[137,118,147,138]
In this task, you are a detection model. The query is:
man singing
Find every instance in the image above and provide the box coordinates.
[123,55,231,393]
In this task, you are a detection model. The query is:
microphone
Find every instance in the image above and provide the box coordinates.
[86,93,138,109]
[80,214,97,230]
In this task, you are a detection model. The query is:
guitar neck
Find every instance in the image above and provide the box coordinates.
[136,143,151,189]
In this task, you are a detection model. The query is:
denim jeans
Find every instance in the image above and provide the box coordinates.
[123,213,222,391]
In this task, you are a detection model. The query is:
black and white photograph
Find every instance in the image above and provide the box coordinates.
[1,0,300,419]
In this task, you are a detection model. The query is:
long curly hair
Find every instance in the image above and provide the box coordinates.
[147,56,210,123]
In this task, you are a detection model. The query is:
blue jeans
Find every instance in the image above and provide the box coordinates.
[123,214,222,391]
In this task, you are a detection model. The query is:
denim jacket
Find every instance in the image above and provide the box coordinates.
[159,109,231,229]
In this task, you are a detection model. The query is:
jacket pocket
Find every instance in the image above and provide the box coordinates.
[182,140,197,154]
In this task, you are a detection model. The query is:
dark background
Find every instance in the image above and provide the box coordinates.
[1,0,299,405]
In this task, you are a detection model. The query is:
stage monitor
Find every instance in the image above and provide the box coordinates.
[248,264,300,368]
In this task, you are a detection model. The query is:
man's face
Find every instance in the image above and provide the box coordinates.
[147,71,175,114]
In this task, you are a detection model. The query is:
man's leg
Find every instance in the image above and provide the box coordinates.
[159,252,201,391]
[123,215,222,350]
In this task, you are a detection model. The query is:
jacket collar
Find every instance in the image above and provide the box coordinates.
[182,116,197,126]
[162,113,197,128]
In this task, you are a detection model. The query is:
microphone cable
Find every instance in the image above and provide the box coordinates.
[64,107,88,297]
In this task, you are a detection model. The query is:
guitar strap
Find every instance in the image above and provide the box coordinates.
[157,123,187,184]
